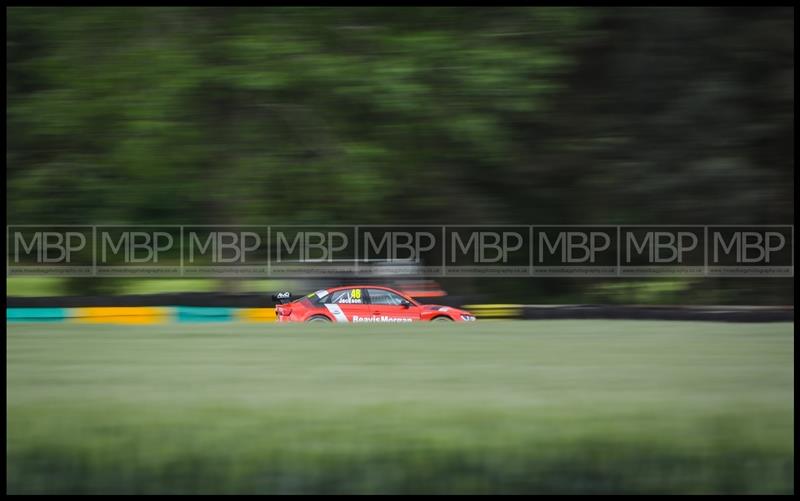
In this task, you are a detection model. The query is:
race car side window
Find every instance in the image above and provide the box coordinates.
[326,288,364,304]
[308,293,328,306]
[365,289,407,306]
[306,289,330,305]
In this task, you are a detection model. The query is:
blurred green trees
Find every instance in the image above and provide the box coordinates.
[7,7,792,226]
[7,7,589,224]
[6,7,794,301]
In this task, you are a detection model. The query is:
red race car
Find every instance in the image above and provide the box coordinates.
[273,286,476,323]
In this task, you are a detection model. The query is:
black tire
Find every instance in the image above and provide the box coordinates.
[307,315,333,323]
[431,316,453,322]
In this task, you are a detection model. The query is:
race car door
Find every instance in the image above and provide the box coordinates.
[365,288,422,323]
[323,288,371,323]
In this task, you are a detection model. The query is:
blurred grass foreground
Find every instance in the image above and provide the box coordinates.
[7,321,794,494]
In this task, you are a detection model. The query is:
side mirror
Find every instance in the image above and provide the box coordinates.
[401,300,412,309]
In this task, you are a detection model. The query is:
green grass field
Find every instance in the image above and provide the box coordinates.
[6,320,794,494]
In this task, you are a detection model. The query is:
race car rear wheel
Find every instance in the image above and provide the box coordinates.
[431,316,453,322]
[307,315,333,323]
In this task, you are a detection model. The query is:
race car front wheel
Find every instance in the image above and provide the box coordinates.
[307,315,333,323]
[431,316,453,322]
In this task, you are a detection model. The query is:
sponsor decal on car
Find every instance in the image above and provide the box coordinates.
[352,315,413,323]
[323,304,349,322]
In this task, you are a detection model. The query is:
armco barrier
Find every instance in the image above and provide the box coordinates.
[515,305,794,323]
[6,296,793,324]
[175,307,235,323]
[464,304,792,322]
[463,304,523,319]
[7,306,277,324]
[6,307,68,323]
[72,307,171,325]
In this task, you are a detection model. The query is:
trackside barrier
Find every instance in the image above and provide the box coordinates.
[6,307,68,323]
[464,305,792,322]
[463,304,522,319]
[175,307,235,323]
[516,305,794,323]
[6,307,277,324]
[6,305,791,324]
[72,307,171,325]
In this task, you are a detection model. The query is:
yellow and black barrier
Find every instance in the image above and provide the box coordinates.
[463,304,523,319]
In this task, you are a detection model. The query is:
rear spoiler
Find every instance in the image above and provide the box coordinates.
[271,291,293,304]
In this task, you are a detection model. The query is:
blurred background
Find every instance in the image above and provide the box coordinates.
[5,8,795,495]
[6,7,794,304]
